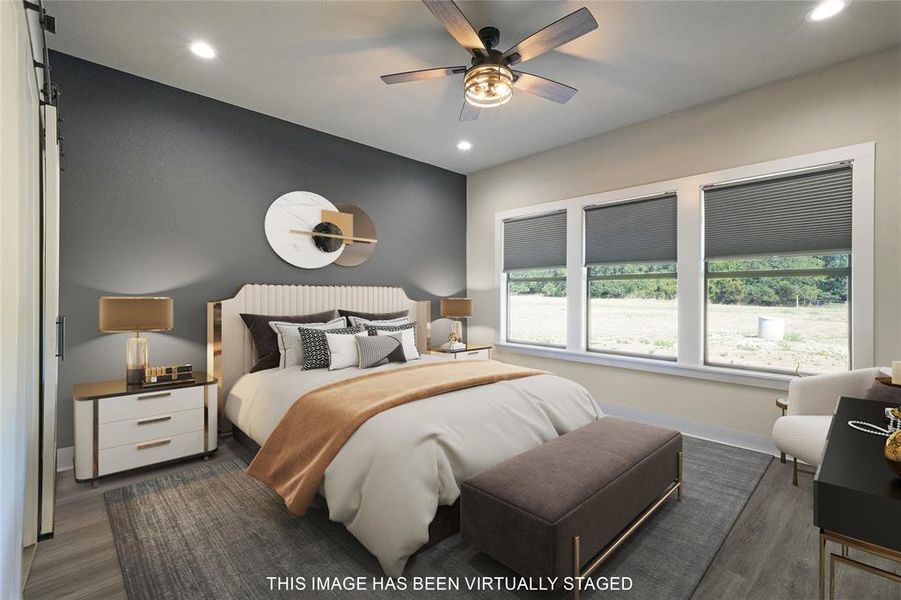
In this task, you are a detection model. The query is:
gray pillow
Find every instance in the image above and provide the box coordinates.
[240,310,339,372]
[864,382,901,404]
[356,333,407,369]
[338,308,409,321]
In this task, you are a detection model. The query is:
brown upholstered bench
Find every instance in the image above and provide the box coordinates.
[461,417,682,597]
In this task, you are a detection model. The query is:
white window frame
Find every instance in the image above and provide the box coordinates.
[494,143,875,390]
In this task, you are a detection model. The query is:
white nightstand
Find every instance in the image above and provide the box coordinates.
[73,372,217,486]
[429,344,492,361]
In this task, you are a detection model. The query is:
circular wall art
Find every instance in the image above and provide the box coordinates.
[334,203,377,267]
[264,191,345,269]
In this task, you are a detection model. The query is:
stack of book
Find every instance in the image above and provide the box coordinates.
[142,364,194,387]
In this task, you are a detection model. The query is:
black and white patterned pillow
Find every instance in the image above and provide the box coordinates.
[365,322,415,340]
[365,322,420,361]
[299,325,362,370]
[356,333,407,369]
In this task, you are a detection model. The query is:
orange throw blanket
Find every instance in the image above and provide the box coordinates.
[246,360,545,515]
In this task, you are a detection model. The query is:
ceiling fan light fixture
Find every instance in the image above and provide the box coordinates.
[464,64,513,108]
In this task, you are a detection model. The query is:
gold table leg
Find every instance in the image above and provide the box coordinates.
[829,551,836,600]
[820,530,901,600]
[819,532,826,600]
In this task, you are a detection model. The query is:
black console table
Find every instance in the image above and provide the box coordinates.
[814,396,901,599]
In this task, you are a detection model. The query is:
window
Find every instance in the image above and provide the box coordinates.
[585,195,678,359]
[704,165,852,374]
[705,255,850,373]
[503,211,567,347]
[495,144,872,386]
[507,269,567,347]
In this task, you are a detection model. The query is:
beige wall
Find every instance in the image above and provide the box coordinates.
[467,47,901,439]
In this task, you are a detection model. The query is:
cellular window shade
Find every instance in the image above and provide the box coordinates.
[584,195,677,265]
[503,211,567,271]
[705,165,852,259]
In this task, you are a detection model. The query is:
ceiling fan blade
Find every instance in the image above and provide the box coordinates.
[513,71,577,104]
[381,66,467,85]
[503,7,598,66]
[459,101,480,122]
[421,0,487,57]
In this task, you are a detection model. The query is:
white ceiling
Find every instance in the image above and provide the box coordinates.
[47,1,900,174]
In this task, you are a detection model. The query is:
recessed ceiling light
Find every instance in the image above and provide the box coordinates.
[807,0,847,21]
[457,141,472,151]
[190,41,217,59]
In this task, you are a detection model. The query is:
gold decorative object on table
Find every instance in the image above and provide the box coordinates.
[885,430,901,476]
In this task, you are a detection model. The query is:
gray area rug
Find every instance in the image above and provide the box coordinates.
[105,436,771,599]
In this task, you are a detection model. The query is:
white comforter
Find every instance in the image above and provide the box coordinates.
[226,356,601,576]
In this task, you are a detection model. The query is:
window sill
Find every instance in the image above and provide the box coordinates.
[494,342,793,391]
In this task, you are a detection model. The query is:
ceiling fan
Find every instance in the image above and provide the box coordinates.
[380,1,598,121]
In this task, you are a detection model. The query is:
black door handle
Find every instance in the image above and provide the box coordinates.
[55,315,65,361]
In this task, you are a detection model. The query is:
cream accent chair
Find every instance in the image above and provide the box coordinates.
[772,368,883,485]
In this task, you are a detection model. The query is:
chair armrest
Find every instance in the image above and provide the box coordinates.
[787,368,883,416]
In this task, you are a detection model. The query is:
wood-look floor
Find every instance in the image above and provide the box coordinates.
[25,440,900,600]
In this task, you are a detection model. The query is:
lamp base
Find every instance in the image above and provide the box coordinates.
[126,334,149,384]
[126,368,144,385]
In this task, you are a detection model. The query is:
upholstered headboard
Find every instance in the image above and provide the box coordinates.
[207,284,431,427]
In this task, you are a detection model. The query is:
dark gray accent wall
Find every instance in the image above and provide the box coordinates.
[51,52,466,448]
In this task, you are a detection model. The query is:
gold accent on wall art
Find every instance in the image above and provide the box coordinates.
[321,210,355,244]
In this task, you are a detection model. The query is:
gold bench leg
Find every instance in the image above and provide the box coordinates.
[572,536,581,600]
[571,458,683,600]
[677,451,683,501]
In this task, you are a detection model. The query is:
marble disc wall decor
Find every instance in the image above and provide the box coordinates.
[334,203,377,267]
[264,191,345,269]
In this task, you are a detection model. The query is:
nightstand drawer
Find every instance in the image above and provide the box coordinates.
[454,348,490,360]
[98,408,204,450]
[98,431,204,476]
[98,386,203,423]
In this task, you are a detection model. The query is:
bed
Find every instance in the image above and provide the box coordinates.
[207,284,601,576]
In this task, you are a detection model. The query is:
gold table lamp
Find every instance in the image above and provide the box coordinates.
[440,298,473,351]
[99,296,173,384]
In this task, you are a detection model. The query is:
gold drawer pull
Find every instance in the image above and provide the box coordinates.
[137,439,171,450]
[138,392,171,401]
[137,415,171,426]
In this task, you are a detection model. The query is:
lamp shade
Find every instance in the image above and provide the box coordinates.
[440,298,473,319]
[99,296,174,332]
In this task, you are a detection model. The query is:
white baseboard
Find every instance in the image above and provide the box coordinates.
[56,446,73,472]
[598,401,779,457]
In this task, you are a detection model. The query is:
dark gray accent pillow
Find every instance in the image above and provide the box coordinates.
[365,322,415,335]
[299,325,362,370]
[864,382,901,404]
[338,308,409,321]
[356,333,407,369]
[240,310,339,372]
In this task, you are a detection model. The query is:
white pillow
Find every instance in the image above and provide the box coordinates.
[269,317,346,368]
[372,327,420,361]
[347,315,410,328]
[326,330,369,371]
